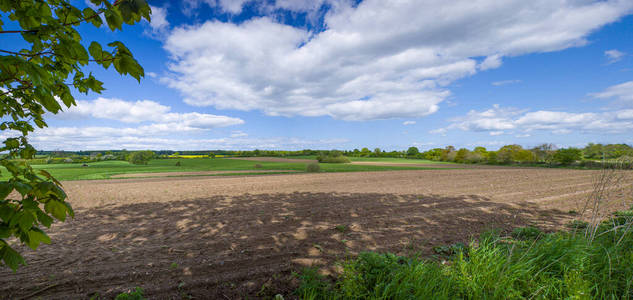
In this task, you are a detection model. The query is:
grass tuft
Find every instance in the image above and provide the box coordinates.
[296,213,633,299]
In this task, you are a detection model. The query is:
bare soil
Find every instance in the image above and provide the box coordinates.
[1,168,631,299]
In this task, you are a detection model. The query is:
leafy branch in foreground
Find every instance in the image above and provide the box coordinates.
[0,0,150,271]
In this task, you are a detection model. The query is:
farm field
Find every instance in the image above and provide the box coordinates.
[0,157,447,181]
[1,167,631,299]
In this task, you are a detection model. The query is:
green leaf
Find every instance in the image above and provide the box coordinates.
[88,41,103,60]
[39,170,62,187]
[0,244,26,271]
[18,212,34,232]
[0,182,12,199]
[44,200,68,222]
[0,204,15,223]
[0,225,11,239]
[13,182,32,197]
[104,9,123,31]
[36,210,53,228]
[26,227,50,250]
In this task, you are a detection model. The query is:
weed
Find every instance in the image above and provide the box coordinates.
[114,287,145,300]
[567,219,588,229]
[432,242,467,257]
[334,225,348,233]
[511,226,543,240]
[170,262,179,269]
[306,163,321,173]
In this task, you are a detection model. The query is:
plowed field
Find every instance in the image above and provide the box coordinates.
[1,168,631,299]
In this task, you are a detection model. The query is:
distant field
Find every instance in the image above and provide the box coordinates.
[347,157,453,164]
[281,155,453,164]
[0,157,443,181]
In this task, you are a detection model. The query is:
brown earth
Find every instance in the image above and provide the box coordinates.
[1,168,632,299]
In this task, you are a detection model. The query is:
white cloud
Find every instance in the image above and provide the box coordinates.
[403,121,416,125]
[55,97,244,130]
[230,131,248,138]
[435,104,633,135]
[492,79,521,86]
[149,6,169,32]
[590,81,633,106]
[605,49,625,63]
[26,129,348,151]
[479,54,502,71]
[163,0,633,121]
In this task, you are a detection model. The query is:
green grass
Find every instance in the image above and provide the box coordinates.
[0,158,444,181]
[296,210,633,299]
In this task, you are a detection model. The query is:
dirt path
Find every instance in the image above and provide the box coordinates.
[1,168,631,299]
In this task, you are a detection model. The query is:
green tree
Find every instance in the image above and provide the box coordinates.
[360,147,371,157]
[406,146,420,158]
[128,151,154,165]
[0,0,150,270]
[553,148,582,165]
[497,144,524,163]
[530,143,556,163]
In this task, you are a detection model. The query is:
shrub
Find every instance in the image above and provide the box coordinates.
[317,156,350,163]
[553,148,582,165]
[306,163,321,172]
[128,151,154,165]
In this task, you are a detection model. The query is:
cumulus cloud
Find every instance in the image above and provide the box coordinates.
[149,6,169,31]
[56,98,244,129]
[163,0,633,121]
[590,81,633,106]
[605,49,625,63]
[434,104,633,135]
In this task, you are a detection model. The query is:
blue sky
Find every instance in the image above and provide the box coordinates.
[5,0,633,151]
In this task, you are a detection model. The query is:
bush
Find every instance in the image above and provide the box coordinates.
[317,156,350,163]
[128,151,154,165]
[554,148,582,165]
[306,163,321,172]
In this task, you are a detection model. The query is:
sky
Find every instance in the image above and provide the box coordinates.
[4,0,633,151]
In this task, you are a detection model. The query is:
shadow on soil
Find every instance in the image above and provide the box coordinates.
[0,192,571,299]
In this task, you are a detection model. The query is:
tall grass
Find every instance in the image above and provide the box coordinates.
[297,214,633,299]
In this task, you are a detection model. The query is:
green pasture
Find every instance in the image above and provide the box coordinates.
[0,157,443,181]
